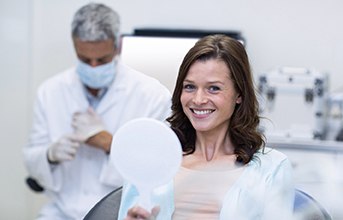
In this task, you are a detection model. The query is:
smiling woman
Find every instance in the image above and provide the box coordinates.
[169,35,260,164]
[118,34,295,220]
[180,59,241,139]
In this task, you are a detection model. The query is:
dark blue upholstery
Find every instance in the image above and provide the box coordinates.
[83,187,122,220]
[294,189,331,220]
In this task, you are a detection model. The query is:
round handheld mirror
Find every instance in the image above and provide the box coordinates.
[110,118,182,210]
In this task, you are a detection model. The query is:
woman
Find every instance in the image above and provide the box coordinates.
[118,34,294,220]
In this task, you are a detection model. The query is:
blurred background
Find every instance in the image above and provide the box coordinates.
[1,0,343,219]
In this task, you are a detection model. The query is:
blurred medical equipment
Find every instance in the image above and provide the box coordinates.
[258,66,343,143]
[258,67,329,141]
[327,92,343,141]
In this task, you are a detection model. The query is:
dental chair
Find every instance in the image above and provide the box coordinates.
[83,186,122,220]
[26,177,44,192]
[294,189,332,220]
[83,188,332,220]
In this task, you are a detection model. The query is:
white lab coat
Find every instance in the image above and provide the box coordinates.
[23,59,172,220]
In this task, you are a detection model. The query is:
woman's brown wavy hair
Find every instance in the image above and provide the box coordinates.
[166,34,264,164]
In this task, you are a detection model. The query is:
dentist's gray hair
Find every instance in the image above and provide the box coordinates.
[71,3,120,46]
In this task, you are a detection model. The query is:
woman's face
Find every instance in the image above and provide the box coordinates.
[180,59,241,133]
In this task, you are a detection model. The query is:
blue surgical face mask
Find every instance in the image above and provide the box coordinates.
[76,59,116,89]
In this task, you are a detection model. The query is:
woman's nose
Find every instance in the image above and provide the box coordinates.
[193,90,208,105]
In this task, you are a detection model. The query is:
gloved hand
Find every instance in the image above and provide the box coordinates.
[47,134,83,163]
[72,107,106,142]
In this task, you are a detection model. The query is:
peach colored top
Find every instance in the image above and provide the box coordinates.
[173,166,245,220]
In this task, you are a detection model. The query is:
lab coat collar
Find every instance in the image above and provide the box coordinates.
[67,68,89,110]
[95,60,127,115]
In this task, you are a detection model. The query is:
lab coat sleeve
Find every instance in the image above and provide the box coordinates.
[262,158,295,220]
[23,90,63,192]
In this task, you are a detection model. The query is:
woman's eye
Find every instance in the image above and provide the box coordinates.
[183,84,195,91]
[209,86,220,92]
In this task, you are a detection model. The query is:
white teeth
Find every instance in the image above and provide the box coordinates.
[193,109,212,115]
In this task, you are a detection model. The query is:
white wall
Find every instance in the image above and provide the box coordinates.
[1,0,343,219]
[30,0,343,92]
[0,0,31,219]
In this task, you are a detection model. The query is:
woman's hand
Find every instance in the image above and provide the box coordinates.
[124,205,160,220]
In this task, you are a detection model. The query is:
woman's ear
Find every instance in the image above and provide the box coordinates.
[236,95,242,104]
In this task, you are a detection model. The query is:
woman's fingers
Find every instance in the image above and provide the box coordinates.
[125,205,160,220]
[151,206,160,218]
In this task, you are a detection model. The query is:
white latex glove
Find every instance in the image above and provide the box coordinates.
[72,107,106,141]
[47,134,83,163]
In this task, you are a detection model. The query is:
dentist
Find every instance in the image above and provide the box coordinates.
[23,3,171,219]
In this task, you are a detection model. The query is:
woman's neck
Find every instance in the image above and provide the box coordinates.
[195,129,235,162]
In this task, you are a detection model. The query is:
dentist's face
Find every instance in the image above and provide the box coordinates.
[181,58,241,133]
[73,38,117,67]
